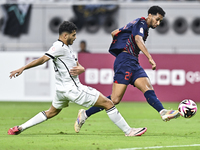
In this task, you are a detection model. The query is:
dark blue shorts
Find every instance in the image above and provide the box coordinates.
[113,52,148,86]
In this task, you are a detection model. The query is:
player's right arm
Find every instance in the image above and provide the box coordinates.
[9,55,50,79]
[69,61,85,76]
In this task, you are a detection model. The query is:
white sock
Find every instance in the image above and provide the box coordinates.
[106,106,131,135]
[84,111,88,119]
[19,111,47,131]
[159,109,166,115]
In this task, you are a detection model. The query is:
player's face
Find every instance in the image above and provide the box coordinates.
[149,13,163,29]
[67,30,76,45]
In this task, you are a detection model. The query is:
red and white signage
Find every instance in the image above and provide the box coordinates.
[78,53,200,102]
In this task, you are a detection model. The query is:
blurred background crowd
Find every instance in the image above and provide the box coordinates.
[1,1,200,53]
[1,0,200,2]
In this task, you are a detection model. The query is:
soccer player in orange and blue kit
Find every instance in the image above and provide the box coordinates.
[74,6,180,133]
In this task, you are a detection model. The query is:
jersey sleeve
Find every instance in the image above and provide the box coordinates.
[45,44,64,59]
[133,19,147,37]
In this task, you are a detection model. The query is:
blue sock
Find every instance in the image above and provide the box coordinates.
[144,90,164,112]
[85,96,111,117]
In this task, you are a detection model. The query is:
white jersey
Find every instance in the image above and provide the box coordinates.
[45,40,80,92]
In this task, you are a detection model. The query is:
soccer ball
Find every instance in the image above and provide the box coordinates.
[178,99,197,118]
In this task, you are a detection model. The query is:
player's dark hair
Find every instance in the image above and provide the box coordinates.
[59,21,77,35]
[148,6,165,17]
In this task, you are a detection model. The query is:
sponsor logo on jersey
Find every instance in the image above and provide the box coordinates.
[140,27,144,34]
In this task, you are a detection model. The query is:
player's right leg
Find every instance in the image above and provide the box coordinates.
[8,105,62,135]
[94,93,147,136]
[134,77,180,121]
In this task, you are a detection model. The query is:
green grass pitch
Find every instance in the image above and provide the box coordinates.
[0,101,200,150]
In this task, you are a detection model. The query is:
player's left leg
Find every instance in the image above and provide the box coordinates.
[74,84,145,135]
[134,77,180,121]
[85,83,127,118]
[75,83,128,133]
[8,105,62,135]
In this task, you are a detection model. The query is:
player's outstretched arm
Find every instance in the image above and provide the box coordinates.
[69,61,85,76]
[10,67,25,79]
[9,55,50,79]
[135,35,156,70]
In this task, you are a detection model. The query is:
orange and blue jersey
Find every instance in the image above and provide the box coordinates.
[109,17,149,60]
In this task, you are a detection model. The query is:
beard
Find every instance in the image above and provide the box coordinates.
[149,25,156,29]
[149,19,156,29]
[67,39,74,45]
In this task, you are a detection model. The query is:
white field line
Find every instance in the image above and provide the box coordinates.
[115,144,200,150]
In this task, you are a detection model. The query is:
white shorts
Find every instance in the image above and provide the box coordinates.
[52,84,100,109]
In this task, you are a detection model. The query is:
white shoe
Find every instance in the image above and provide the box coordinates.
[125,127,147,136]
[74,109,87,133]
[160,109,180,122]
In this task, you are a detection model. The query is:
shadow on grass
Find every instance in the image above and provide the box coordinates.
[4,131,198,138]
[3,131,121,137]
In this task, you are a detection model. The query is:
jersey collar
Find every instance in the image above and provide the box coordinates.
[141,17,149,28]
[58,39,64,47]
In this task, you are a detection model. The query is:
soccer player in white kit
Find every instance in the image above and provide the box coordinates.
[8,21,147,136]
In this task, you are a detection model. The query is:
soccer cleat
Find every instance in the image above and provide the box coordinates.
[160,109,180,122]
[125,127,147,136]
[8,126,21,135]
[74,109,87,133]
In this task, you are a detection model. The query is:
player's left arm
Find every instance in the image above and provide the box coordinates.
[135,35,156,70]
[69,61,85,76]
[111,29,120,38]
